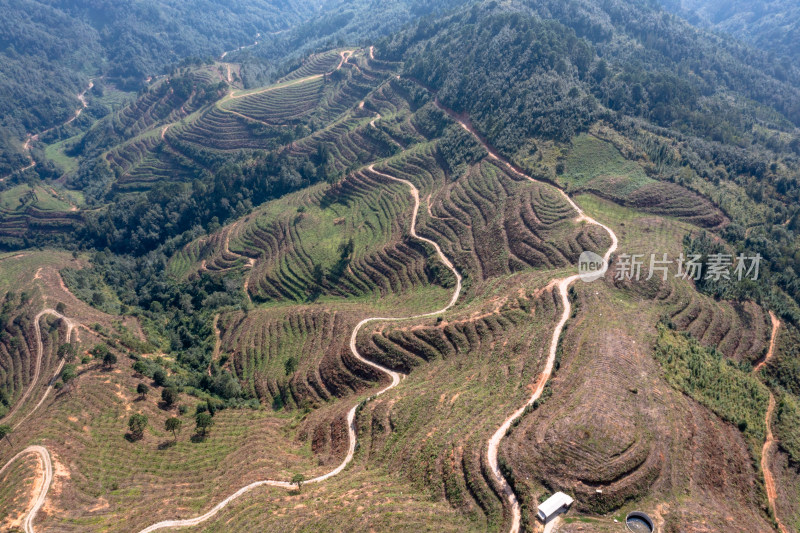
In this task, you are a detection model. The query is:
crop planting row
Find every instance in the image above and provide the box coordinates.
[385,155,609,282]
[105,136,161,177]
[277,50,343,82]
[289,116,398,174]
[219,306,374,409]
[23,359,323,532]
[101,85,191,144]
[222,77,325,125]
[375,143,445,192]
[0,206,81,242]
[166,238,207,278]
[237,169,439,303]
[0,312,66,420]
[622,181,726,229]
[117,149,198,191]
[364,81,413,118]
[310,71,378,125]
[0,452,38,526]
[356,287,562,527]
[663,281,771,362]
[180,467,476,532]
[169,106,283,152]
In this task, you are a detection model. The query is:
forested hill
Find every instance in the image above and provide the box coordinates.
[658,0,800,61]
[380,0,800,320]
[219,0,471,90]
[0,0,321,175]
[383,0,800,155]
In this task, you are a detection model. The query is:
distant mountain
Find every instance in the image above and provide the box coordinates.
[384,0,800,153]
[0,0,323,175]
[658,0,800,60]
[0,0,469,177]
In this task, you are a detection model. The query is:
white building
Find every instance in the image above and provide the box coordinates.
[537,491,574,522]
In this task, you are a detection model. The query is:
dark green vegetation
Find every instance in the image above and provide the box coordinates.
[2,0,800,531]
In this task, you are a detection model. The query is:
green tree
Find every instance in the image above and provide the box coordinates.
[61,364,77,384]
[132,360,148,375]
[57,343,76,362]
[136,383,148,400]
[0,425,12,446]
[91,291,105,307]
[127,413,147,441]
[153,368,168,387]
[165,417,183,441]
[91,344,110,359]
[195,412,214,437]
[103,351,117,368]
[161,387,179,408]
[291,473,305,491]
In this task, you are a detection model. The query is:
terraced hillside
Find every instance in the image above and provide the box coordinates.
[499,197,775,531]
[556,132,727,229]
[141,69,789,533]
[168,49,392,158]
[1,30,795,533]
[0,186,83,248]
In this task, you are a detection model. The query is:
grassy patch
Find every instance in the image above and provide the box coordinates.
[0,184,76,212]
[44,134,82,175]
[560,134,653,196]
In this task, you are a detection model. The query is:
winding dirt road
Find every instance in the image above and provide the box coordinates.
[0,445,52,533]
[754,312,787,533]
[755,311,780,374]
[0,308,75,532]
[136,164,462,532]
[761,394,788,533]
[3,309,75,428]
[437,102,618,533]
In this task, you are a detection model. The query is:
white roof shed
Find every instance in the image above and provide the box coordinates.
[537,491,574,522]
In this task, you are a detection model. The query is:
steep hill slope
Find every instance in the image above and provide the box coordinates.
[2,0,800,531]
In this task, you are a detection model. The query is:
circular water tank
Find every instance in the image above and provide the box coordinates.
[625,511,654,533]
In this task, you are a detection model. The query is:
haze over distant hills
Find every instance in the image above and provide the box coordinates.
[659,0,800,60]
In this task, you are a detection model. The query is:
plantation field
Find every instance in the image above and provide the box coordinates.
[3,353,329,531]
[497,195,776,531]
[191,467,481,532]
[0,184,79,213]
[560,133,653,195]
[44,134,82,175]
[0,452,39,530]
[0,44,791,533]
[557,134,725,228]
